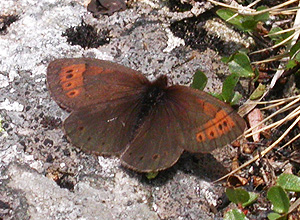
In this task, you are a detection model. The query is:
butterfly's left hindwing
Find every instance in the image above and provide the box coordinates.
[121,102,185,172]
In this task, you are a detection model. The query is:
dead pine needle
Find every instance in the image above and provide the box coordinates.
[215,95,300,182]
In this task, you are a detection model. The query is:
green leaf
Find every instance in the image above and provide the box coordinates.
[293,51,300,63]
[224,209,248,220]
[230,92,242,106]
[239,48,250,54]
[267,212,285,220]
[254,6,269,22]
[222,73,240,103]
[269,27,294,45]
[242,191,258,207]
[216,7,269,33]
[286,60,298,69]
[269,27,283,42]
[226,188,258,208]
[216,9,245,31]
[145,172,158,179]
[267,186,290,214]
[241,17,256,31]
[253,68,260,82]
[212,93,224,101]
[226,188,250,205]
[221,56,232,63]
[191,70,208,91]
[290,41,300,61]
[277,173,300,192]
[228,53,254,77]
[250,83,266,100]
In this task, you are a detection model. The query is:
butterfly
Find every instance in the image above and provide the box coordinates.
[47,58,246,172]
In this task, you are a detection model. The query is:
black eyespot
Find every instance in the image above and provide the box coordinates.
[197,134,203,141]
[66,73,73,79]
[152,154,159,160]
[69,91,76,96]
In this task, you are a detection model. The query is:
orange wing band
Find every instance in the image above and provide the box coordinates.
[59,64,86,98]
[196,110,236,142]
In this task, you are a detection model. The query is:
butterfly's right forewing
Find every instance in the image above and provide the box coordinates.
[47,58,148,111]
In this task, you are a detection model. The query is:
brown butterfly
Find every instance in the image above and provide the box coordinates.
[47,58,246,172]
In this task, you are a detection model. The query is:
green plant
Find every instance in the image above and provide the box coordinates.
[192,52,254,105]
[267,173,300,220]
[216,6,269,33]
[223,187,258,220]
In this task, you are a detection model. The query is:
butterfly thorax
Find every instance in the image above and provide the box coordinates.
[132,75,168,137]
[140,75,168,115]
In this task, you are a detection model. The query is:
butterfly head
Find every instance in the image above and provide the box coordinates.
[152,75,168,87]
